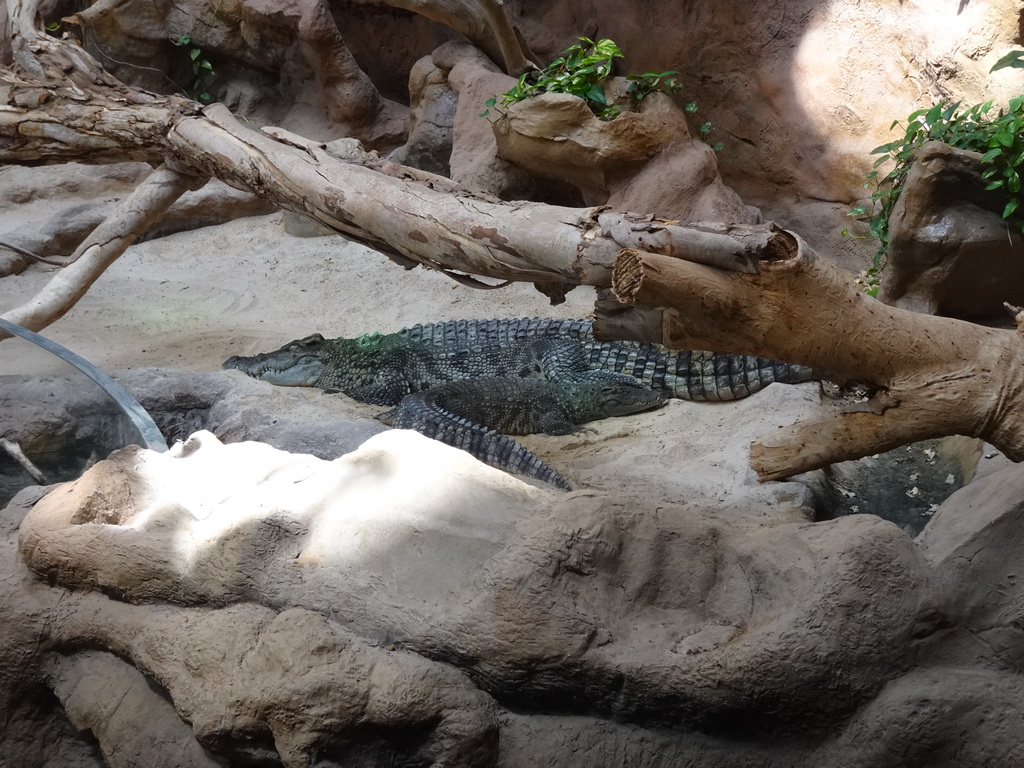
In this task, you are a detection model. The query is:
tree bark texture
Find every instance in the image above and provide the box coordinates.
[612,231,1024,480]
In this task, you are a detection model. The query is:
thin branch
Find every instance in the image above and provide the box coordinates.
[0,165,200,337]
[0,239,67,266]
[62,0,132,26]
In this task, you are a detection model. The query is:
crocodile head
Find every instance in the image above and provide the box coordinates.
[589,376,667,415]
[223,332,431,405]
[223,334,331,387]
[573,373,667,419]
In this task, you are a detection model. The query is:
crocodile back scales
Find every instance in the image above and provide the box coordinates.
[396,317,812,402]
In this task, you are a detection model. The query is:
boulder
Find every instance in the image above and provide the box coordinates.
[879,141,1024,320]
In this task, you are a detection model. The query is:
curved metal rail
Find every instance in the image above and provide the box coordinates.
[0,318,168,452]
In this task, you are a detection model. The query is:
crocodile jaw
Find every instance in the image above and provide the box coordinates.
[222,354,327,387]
[598,390,667,418]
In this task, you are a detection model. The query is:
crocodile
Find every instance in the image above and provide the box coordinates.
[223,318,815,488]
[223,333,609,407]
[224,318,814,403]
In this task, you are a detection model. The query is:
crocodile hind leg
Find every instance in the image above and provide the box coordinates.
[377,399,573,491]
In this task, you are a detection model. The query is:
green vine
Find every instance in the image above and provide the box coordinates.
[171,34,216,104]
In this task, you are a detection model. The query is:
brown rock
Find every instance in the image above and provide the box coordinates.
[387,55,457,176]
[4,427,1024,763]
[879,141,1024,319]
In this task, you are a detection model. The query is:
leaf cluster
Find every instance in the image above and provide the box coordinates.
[484,37,684,122]
[991,49,1024,73]
[625,70,681,102]
[171,34,216,104]
[848,95,1024,293]
[495,37,623,120]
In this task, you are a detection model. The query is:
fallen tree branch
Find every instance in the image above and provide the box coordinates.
[167,109,768,288]
[611,233,1024,479]
[1,13,762,300]
[0,71,198,164]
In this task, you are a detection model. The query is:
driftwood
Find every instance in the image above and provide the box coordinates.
[611,229,1024,480]
[0,68,765,293]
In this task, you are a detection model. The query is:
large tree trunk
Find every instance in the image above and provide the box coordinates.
[4,0,1024,479]
[611,231,1024,480]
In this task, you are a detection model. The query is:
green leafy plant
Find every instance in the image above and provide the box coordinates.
[171,34,215,104]
[482,37,691,123]
[991,49,1024,72]
[497,36,624,120]
[846,96,1024,294]
[625,69,680,101]
[478,37,721,151]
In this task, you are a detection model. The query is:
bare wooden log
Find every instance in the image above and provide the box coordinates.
[0,75,759,288]
[612,232,1024,480]
[0,72,198,164]
[0,164,199,336]
[166,107,765,287]
[1,7,761,295]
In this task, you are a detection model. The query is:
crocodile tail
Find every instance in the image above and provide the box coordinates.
[581,342,816,402]
[668,352,817,401]
[377,399,573,491]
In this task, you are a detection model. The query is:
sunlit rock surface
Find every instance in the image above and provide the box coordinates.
[3,424,1024,765]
